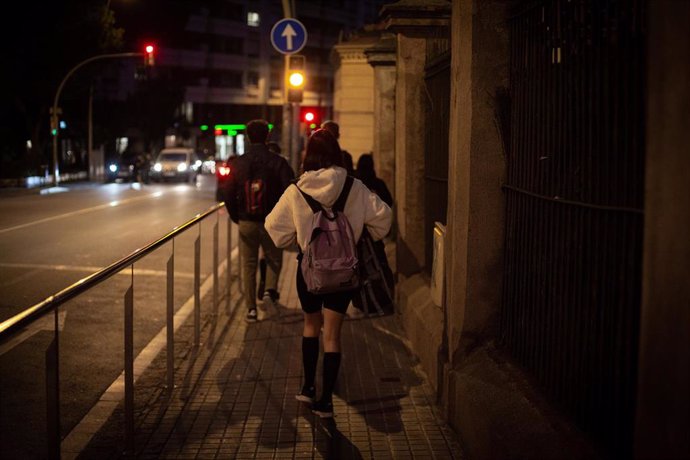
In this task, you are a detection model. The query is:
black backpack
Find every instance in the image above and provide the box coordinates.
[352,228,395,317]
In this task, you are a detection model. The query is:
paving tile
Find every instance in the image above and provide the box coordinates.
[75,252,464,459]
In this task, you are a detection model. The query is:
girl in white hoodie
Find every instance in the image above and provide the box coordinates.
[265,129,392,418]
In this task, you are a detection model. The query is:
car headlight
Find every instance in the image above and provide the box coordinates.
[177,163,188,172]
[153,163,162,172]
[109,164,118,172]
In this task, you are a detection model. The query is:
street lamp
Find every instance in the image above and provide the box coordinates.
[51,47,154,186]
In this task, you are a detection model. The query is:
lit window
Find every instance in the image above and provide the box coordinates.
[247,11,260,27]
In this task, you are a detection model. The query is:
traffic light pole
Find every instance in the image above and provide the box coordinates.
[51,52,142,187]
[280,0,304,176]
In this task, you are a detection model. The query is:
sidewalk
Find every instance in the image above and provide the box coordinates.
[76,250,463,459]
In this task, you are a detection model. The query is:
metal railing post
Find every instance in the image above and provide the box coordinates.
[213,215,219,312]
[194,231,201,347]
[166,241,174,394]
[46,307,60,460]
[237,225,244,294]
[124,270,134,455]
[226,217,232,311]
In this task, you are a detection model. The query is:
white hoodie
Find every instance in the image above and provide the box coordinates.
[265,166,392,251]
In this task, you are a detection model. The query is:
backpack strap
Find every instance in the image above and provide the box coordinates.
[295,185,323,214]
[333,176,354,213]
[296,175,354,215]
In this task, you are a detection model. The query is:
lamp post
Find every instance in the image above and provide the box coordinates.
[51,51,144,186]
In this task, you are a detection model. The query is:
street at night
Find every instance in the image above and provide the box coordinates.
[1,0,689,459]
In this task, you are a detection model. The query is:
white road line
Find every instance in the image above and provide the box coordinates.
[0,262,194,279]
[0,192,163,235]
[61,248,237,459]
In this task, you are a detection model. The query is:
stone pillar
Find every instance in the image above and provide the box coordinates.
[635,2,690,458]
[365,34,397,199]
[382,0,451,277]
[331,35,379,165]
[445,0,510,371]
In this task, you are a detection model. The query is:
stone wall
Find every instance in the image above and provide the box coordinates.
[634,2,690,458]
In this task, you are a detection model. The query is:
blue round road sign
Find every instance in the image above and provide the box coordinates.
[270,18,308,54]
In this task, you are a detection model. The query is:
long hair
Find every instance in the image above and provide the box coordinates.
[302,129,344,172]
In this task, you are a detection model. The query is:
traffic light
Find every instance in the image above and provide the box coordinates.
[144,44,155,66]
[299,107,323,136]
[300,107,322,126]
[287,55,305,103]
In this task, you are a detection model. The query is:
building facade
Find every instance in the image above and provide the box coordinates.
[112,0,388,159]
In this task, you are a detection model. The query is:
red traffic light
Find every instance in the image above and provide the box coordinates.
[300,107,322,125]
[144,43,155,66]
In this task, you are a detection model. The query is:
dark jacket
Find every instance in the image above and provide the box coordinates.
[356,172,393,208]
[225,143,294,223]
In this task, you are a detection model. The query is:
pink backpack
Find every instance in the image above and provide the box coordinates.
[297,176,360,294]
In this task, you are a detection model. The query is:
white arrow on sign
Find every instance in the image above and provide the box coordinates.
[281,23,297,50]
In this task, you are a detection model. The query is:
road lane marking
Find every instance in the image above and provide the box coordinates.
[0,267,42,288]
[0,192,164,235]
[0,263,196,355]
[61,248,238,458]
[0,262,194,279]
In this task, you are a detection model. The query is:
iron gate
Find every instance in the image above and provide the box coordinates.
[501,0,646,457]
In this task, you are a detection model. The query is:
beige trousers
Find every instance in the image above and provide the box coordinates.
[238,220,282,309]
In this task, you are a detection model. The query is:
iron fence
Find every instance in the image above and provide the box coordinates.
[501,0,646,457]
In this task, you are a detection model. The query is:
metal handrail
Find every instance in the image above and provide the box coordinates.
[0,201,225,340]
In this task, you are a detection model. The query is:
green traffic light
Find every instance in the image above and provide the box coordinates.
[212,123,274,133]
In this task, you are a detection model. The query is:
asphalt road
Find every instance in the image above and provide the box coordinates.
[0,175,235,459]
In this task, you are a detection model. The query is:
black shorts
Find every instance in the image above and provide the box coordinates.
[296,254,354,315]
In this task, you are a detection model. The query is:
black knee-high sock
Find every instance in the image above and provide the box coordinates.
[321,352,341,403]
[302,337,319,389]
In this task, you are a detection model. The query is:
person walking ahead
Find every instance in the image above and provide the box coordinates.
[225,119,294,322]
[265,129,392,418]
[321,120,354,175]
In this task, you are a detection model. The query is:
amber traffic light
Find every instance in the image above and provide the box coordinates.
[287,55,305,103]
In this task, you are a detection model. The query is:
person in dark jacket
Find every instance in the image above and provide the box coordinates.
[353,153,395,317]
[225,119,295,321]
[355,153,393,207]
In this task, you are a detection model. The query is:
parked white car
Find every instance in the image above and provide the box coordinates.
[150,148,201,183]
